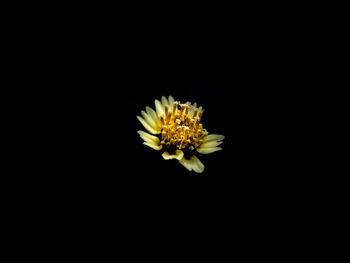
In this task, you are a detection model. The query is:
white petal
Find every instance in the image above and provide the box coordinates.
[190,155,205,173]
[162,149,184,160]
[203,134,225,143]
[178,155,205,173]
[155,99,165,118]
[136,116,159,134]
[197,147,222,154]
[141,110,158,129]
[161,96,169,108]
[146,106,161,128]
[137,130,160,145]
[200,140,224,148]
[143,142,162,151]
[178,158,193,171]
[168,96,174,107]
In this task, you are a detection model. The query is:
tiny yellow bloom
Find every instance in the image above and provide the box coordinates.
[137,96,225,173]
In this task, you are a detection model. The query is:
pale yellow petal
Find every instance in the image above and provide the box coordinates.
[197,147,222,154]
[161,149,184,160]
[154,99,165,118]
[168,96,174,107]
[136,116,159,134]
[146,106,161,128]
[200,140,224,149]
[178,157,193,171]
[190,155,204,173]
[137,130,160,145]
[202,134,225,143]
[161,96,169,108]
[178,155,204,173]
[143,142,162,151]
[141,110,158,130]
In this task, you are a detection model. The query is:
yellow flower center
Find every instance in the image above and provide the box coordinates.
[159,102,208,150]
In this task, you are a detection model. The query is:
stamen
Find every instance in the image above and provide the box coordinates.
[184,107,189,116]
[159,100,206,151]
[166,112,171,124]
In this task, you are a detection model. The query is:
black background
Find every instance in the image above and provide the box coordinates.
[49,52,293,206]
[7,3,324,254]
[29,6,307,218]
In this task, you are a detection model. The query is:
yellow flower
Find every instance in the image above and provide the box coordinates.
[137,96,225,173]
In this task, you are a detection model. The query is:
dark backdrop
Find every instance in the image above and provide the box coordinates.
[52,58,291,205]
[40,10,301,214]
[16,4,315,251]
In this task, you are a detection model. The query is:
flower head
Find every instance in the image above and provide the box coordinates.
[137,96,225,173]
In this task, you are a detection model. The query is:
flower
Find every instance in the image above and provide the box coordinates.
[137,96,225,173]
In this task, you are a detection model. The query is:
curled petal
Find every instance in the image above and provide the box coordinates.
[162,149,184,160]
